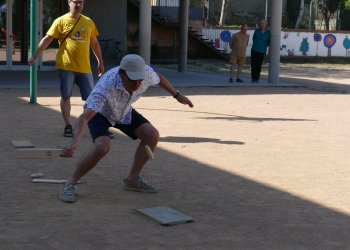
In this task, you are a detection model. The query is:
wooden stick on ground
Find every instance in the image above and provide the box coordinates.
[32,178,86,184]
[16,148,63,159]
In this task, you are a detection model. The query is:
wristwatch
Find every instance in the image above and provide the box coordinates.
[173,90,180,99]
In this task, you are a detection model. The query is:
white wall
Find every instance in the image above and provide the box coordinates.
[204,28,350,57]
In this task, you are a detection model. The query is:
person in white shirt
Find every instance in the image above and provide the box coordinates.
[59,54,194,203]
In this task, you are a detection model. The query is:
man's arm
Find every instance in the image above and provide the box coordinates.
[61,108,97,157]
[90,36,104,77]
[157,73,194,108]
[28,35,54,66]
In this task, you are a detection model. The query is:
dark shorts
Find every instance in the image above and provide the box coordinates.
[88,109,150,141]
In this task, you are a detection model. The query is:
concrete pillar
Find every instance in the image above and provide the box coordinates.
[139,0,151,64]
[178,0,189,72]
[268,0,282,84]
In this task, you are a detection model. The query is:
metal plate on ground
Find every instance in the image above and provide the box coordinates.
[136,206,193,226]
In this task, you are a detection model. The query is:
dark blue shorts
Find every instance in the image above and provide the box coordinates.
[88,109,150,141]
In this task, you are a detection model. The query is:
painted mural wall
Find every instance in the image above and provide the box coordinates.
[204,28,350,57]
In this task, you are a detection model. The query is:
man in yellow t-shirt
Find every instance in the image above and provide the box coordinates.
[28,0,104,137]
[228,25,249,83]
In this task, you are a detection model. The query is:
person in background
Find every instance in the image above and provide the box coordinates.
[28,0,104,137]
[228,24,249,83]
[250,20,270,83]
[1,28,16,54]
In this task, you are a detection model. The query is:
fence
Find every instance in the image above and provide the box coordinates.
[151,0,206,23]
[203,28,350,57]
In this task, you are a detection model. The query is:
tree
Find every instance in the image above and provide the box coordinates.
[340,0,350,30]
[218,0,228,26]
[315,0,344,30]
[295,0,305,29]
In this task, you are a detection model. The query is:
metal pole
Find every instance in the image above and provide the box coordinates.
[267,0,282,84]
[178,0,189,72]
[265,0,268,20]
[30,0,37,104]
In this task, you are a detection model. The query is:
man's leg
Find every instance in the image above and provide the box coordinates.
[237,64,242,79]
[60,98,71,126]
[110,109,159,192]
[236,63,243,80]
[229,63,236,83]
[229,56,238,82]
[59,113,112,203]
[121,123,159,193]
[256,54,265,80]
[59,136,111,203]
[236,57,246,82]
[67,136,111,185]
[251,50,258,81]
[59,70,75,136]
[127,123,159,181]
[229,63,233,82]
[236,58,241,80]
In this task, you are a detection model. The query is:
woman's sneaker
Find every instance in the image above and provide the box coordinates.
[59,183,76,203]
[123,177,157,193]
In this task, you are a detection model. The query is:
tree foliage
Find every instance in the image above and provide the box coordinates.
[315,0,344,30]
[345,0,350,10]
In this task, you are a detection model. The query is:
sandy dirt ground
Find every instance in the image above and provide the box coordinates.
[1,72,350,249]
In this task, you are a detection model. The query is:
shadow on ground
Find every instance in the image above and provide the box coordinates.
[138,107,317,123]
[0,89,349,249]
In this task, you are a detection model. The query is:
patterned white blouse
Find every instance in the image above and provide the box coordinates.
[84,65,160,125]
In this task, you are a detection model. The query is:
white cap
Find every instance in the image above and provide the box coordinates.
[120,54,146,80]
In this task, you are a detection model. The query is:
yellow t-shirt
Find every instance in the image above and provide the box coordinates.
[47,13,99,73]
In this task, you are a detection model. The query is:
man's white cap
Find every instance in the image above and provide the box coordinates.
[120,54,146,80]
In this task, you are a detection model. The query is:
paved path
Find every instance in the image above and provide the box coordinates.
[0,66,300,89]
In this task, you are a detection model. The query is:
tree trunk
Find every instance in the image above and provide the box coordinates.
[204,0,210,27]
[325,16,330,30]
[295,0,305,29]
[219,0,227,26]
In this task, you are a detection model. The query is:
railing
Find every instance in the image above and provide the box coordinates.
[202,28,233,54]
[151,0,206,23]
[149,0,229,56]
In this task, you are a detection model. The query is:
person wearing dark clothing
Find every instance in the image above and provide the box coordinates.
[251,20,270,82]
